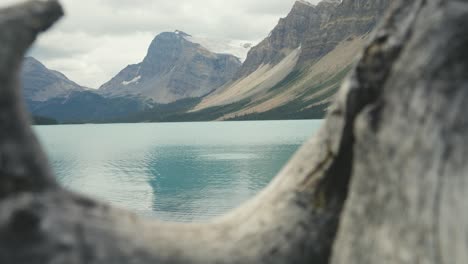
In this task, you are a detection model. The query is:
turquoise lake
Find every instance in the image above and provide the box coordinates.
[34,120,321,222]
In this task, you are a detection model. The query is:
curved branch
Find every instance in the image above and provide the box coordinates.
[0,0,466,264]
[0,2,354,264]
[332,0,468,263]
[0,0,62,199]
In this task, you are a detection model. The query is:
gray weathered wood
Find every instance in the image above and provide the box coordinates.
[0,0,61,200]
[331,0,468,263]
[0,2,353,263]
[0,0,467,264]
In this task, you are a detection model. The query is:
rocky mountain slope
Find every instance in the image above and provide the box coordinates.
[22,30,245,123]
[22,57,149,123]
[23,0,390,123]
[21,57,85,102]
[182,33,252,62]
[189,0,391,120]
[29,91,149,123]
[99,31,242,104]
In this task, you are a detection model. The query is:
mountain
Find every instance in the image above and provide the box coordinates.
[22,57,150,123]
[188,0,390,120]
[21,57,85,102]
[32,115,58,125]
[182,33,253,61]
[28,91,149,123]
[99,31,242,104]
[24,0,390,123]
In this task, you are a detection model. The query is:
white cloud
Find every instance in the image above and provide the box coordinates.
[30,31,154,88]
[2,0,320,88]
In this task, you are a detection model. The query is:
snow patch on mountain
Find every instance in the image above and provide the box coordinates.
[183,35,255,62]
[122,75,141,86]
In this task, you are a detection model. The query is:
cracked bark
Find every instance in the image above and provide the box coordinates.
[331,0,468,263]
[0,0,467,264]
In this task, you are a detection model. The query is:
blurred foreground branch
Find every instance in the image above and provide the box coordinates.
[0,0,467,264]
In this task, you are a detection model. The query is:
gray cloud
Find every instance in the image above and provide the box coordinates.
[2,0,320,88]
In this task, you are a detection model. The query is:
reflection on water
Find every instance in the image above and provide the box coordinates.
[35,120,321,222]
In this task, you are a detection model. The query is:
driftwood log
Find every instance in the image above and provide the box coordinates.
[0,0,466,263]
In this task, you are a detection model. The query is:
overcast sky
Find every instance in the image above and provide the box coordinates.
[1,0,320,88]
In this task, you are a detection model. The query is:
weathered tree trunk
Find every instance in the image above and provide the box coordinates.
[0,2,356,263]
[0,0,466,264]
[331,0,468,263]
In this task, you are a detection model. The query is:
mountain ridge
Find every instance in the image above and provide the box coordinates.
[23,0,391,123]
[190,0,390,120]
[21,57,86,102]
[98,30,242,104]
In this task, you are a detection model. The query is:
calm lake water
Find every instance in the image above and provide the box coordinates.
[34,120,322,222]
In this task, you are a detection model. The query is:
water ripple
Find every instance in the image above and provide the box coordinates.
[34,120,322,222]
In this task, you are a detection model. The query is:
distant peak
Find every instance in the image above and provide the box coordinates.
[23,56,47,69]
[242,43,253,49]
[24,56,40,63]
[174,30,191,37]
[291,0,318,12]
[294,0,314,7]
